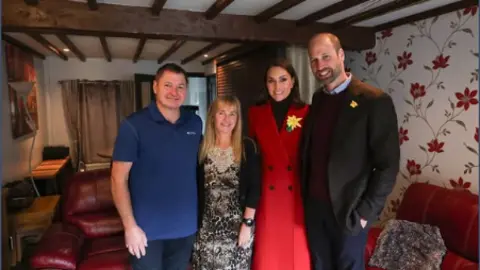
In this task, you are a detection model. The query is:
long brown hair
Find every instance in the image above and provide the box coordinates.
[199,96,243,164]
[257,58,305,106]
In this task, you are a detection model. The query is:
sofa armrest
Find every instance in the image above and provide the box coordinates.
[30,223,85,270]
[365,227,382,260]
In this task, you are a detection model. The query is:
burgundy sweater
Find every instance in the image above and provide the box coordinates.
[308,90,347,202]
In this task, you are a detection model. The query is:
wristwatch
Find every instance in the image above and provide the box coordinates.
[242,218,254,227]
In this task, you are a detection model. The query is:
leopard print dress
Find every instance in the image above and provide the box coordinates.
[192,147,254,270]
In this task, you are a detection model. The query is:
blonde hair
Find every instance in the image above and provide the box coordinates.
[199,96,243,164]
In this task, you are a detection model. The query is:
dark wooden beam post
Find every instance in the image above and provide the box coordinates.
[87,0,98,10]
[27,33,68,60]
[2,34,45,59]
[157,40,186,64]
[181,42,222,64]
[56,34,86,62]
[296,0,369,26]
[2,0,376,49]
[99,36,111,62]
[24,0,39,6]
[375,0,478,31]
[332,0,429,29]
[255,0,306,23]
[152,0,168,16]
[133,37,147,63]
[205,0,235,20]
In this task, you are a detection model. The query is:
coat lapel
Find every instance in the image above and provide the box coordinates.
[330,78,367,153]
[261,103,291,163]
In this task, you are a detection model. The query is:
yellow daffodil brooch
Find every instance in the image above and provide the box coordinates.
[286,115,302,132]
[350,100,358,108]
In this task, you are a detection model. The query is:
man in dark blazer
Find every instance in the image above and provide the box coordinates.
[300,33,400,270]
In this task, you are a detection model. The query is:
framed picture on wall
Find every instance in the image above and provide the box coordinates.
[4,42,39,139]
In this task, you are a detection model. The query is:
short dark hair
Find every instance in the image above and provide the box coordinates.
[257,58,305,107]
[155,63,189,84]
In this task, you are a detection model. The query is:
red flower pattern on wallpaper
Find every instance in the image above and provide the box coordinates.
[449,177,472,192]
[455,87,478,110]
[399,127,409,145]
[410,83,426,99]
[365,52,377,66]
[427,139,445,153]
[397,51,413,70]
[432,54,450,69]
[351,5,478,223]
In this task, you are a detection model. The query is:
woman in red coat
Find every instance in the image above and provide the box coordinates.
[248,59,311,270]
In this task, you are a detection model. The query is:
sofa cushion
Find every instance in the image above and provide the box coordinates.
[68,211,123,238]
[85,235,126,257]
[30,223,84,270]
[64,169,116,217]
[396,183,478,262]
[78,249,131,270]
[441,250,478,270]
[368,219,447,270]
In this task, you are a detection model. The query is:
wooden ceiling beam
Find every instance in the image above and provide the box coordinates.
[296,0,370,26]
[157,40,186,64]
[133,37,147,63]
[152,0,168,16]
[205,0,235,20]
[24,0,39,5]
[2,0,375,49]
[332,0,429,29]
[27,33,68,60]
[255,0,306,23]
[181,42,222,64]
[87,0,98,10]
[99,36,111,62]
[375,0,478,31]
[2,34,45,59]
[56,34,86,62]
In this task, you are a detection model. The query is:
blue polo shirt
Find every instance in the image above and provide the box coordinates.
[112,102,202,240]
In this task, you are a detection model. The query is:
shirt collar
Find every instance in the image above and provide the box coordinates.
[148,101,188,124]
[323,73,352,95]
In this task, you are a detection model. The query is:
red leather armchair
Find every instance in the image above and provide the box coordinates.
[30,169,131,270]
[365,183,478,270]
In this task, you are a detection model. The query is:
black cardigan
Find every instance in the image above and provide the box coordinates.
[197,136,262,228]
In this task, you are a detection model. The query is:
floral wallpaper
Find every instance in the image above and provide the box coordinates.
[345,5,478,223]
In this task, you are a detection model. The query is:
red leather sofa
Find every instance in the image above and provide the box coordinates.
[30,169,131,270]
[365,182,478,270]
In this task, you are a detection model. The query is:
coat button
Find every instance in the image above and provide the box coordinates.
[287,165,292,171]
[268,165,273,171]
[269,185,274,190]
[288,185,293,191]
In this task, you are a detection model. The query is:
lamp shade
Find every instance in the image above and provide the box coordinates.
[8,81,35,98]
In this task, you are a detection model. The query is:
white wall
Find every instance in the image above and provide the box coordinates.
[2,46,47,184]
[43,57,204,146]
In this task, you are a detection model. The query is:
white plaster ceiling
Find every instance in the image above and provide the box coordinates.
[2,32,243,62]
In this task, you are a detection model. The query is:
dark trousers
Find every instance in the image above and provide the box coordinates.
[305,199,369,270]
[130,234,195,270]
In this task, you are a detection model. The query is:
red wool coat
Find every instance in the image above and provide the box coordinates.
[248,102,311,270]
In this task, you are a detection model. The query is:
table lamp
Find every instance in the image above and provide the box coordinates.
[8,81,40,197]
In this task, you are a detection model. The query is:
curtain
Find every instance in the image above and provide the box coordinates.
[60,80,136,166]
[286,45,322,104]
[60,80,81,168]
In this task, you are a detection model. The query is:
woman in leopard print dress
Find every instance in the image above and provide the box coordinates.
[193,96,261,270]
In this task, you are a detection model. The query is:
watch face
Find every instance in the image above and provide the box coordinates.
[243,218,254,226]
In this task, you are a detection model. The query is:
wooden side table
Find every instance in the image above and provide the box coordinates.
[9,195,60,264]
[31,157,70,194]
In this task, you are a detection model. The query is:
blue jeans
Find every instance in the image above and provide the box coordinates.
[130,234,195,270]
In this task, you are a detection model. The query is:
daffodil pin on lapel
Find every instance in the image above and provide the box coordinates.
[286,115,302,132]
[350,100,358,108]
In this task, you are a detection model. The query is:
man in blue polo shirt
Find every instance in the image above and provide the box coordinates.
[111,63,202,270]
